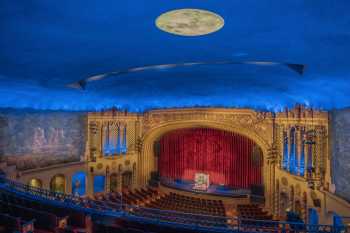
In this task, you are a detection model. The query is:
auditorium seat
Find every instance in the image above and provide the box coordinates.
[0,200,62,233]
[0,212,34,233]
[0,190,92,233]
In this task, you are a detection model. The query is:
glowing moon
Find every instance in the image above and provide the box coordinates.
[156,9,224,36]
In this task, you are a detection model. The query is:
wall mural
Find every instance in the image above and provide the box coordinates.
[331,108,350,202]
[0,109,86,170]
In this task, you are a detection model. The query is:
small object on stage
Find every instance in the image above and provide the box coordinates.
[192,173,210,191]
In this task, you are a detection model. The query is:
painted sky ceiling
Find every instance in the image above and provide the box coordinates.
[0,0,350,112]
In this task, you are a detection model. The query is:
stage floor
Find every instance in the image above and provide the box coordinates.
[158,185,251,209]
[160,178,251,198]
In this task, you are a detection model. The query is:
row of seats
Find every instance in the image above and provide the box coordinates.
[129,206,228,228]
[237,204,273,220]
[122,187,159,205]
[145,192,226,217]
[93,187,159,206]
[92,187,228,227]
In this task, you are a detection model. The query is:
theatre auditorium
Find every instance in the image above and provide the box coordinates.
[0,1,350,233]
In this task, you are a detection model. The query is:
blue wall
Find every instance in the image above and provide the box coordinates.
[94,175,105,193]
[331,108,350,202]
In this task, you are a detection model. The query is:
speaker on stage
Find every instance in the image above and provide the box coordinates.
[149,171,160,187]
[150,171,160,181]
[251,184,264,196]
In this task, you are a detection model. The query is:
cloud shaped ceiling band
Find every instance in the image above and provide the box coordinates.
[68,60,306,90]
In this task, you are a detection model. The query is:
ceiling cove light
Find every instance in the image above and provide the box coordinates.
[155,9,224,36]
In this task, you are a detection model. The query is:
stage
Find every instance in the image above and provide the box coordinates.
[160,177,251,198]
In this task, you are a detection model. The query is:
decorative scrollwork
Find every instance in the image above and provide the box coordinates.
[135,137,143,153]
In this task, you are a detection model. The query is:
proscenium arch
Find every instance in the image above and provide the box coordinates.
[139,121,271,193]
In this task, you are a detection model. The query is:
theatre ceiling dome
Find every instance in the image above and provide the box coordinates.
[0,1,349,111]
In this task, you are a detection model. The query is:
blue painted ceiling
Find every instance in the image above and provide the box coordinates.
[0,0,350,111]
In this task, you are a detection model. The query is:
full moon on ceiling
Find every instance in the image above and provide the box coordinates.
[156,9,224,36]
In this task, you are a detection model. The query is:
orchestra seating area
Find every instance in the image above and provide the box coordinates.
[94,188,226,217]
[237,204,272,220]
[121,187,160,205]
[93,187,159,206]
[92,187,228,228]
[145,192,226,217]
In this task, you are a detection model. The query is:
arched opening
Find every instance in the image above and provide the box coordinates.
[140,119,270,205]
[50,174,66,193]
[28,178,43,189]
[158,128,263,190]
[110,173,119,192]
[72,171,86,196]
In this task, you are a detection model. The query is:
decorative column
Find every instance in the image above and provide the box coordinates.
[118,173,122,192]
[87,172,94,197]
[289,186,295,211]
[314,126,326,189]
[299,131,305,177]
[116,124,121,155]
[136,137,146,185]
[88,121,99,162]
[282,127,289,170]
[66,175,72,194]
[275,180,280,218]
[267,144,278,214]
[106,166,110,193]
[132,163,137,189]
[100,124,104,158]
[275,125,284,169]
[122,124,127,154]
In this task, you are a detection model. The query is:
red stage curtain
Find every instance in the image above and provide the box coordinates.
[159,128,262,189]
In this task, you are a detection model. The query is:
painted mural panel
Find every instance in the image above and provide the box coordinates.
[0,109,86,170]
[331,108,350,202]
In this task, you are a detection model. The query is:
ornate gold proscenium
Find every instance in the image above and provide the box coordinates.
[85,107,330,214]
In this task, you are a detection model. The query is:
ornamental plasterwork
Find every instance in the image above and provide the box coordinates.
[142,109,273,148]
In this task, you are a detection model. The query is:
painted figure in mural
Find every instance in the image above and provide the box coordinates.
[48,127,65,145]
[32,127,47,151]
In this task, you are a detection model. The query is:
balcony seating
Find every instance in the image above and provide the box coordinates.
[0,190,88,233]
[0,212,34,233]
[0,199,62,233]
